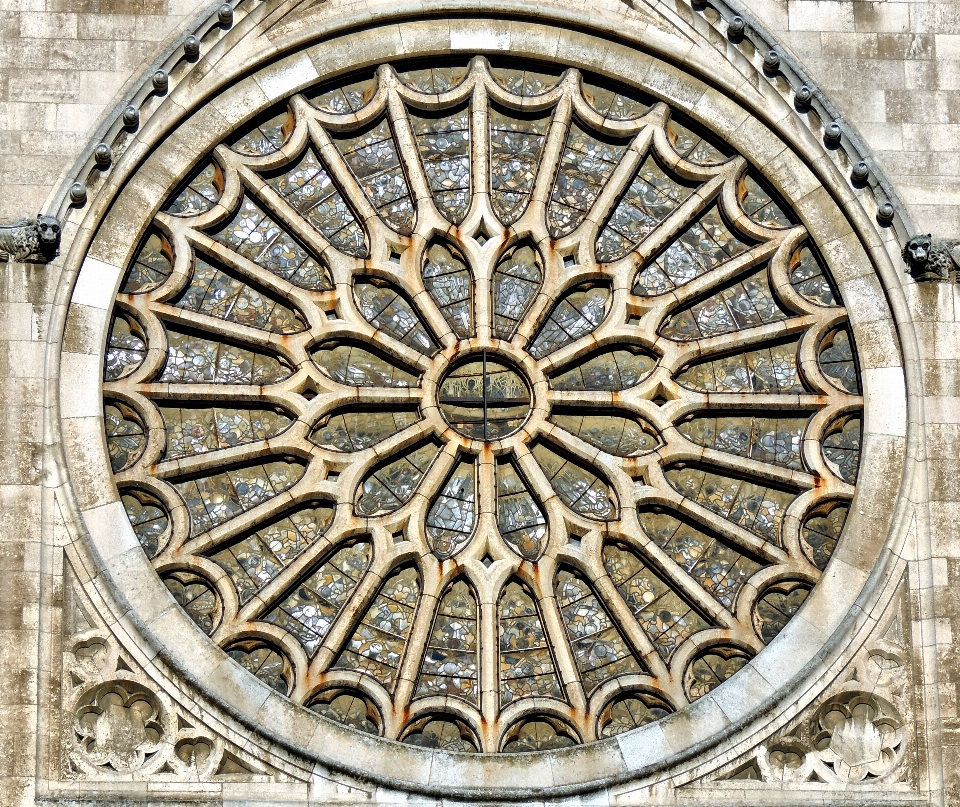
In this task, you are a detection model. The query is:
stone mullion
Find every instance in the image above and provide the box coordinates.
[526,92,572,224]
[149,303,310,363]
[471,80,491,207]
[574,125,656,251]
[634,237,787,326]
[182,229,334,330]
[479,596,500,752]
[221,149,362,277]
[589,571,672,682]
[173,460,328,556]
[147,424,310,480]
[384,85,434,210]
[305,118,386,242]
[640,461,791,566]
[390,586,440,728]
[657,313,821,378]
[530,574,588,715]
[628,157,748,272]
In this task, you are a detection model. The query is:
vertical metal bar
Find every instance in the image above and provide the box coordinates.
[482,349,488,441]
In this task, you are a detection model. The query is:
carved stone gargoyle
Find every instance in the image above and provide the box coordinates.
[902,234,960,282]
[0,214,61,263]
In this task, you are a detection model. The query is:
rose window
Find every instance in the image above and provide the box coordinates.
[103,59,862,751]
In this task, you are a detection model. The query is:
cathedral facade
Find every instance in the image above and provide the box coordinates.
[0,0,958,804]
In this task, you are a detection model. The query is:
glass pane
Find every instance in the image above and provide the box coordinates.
[415,580,479,704]
[309,75,377,113]
[753,582,810,643]
[677,414,809,471]
[676,340,805,394]
[311,343,419,388]
[801,502,848,570]
[403,719,478,752]
[581,82,650,120]
[211,195,336,285]
[684,647,750,701]
[790,245,837,306]
[502,720,577,752]
[438,358,531,440]
[210,505,336,604]
[311,410,420,451]
[819,328,860,394]
[227,642,288,693]
[531,443,617,520]
[496,459,547,561]
[489,109,550,224]
[265,541,372,655]
[176,256,305,333]
[122,231,172,293]
[229,107,292,156]
[498,581,562,705]
[410,108,471,223]
[596,155,696,262]
[550,348,656,391]
[555,569,643,693]
[426,460,477,559]
[265,149,367,259]
[636,511,763,610]
[666,118,730,165]
[122,491,169,558]
[173,460,305,535]
[164,574,218,634]
[422,242,473,337]
[166,162,222,216]
[398,64,469,94]
[599,693,672,737]
[491,66,562,96]
[354,280,437,354]
[104,403,145,471]
[738,174,792,228]
[527,284,609,360]
[603,543,712,660]
[332,119,415,234]
[491,245,543,341]
[334,566,420,691]
[104,313,147,381]
[310,691,380,735]
[160,330,293,385]
[659,267,789,341]
[633,206,749,296]
[355,444,440,516]
[550,412,660,456]
[664,467,796,545]
[548,124,628,237]
[822,414,861,483]
[160,406,292,459]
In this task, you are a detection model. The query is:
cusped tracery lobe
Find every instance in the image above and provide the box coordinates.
[105,58,864,744]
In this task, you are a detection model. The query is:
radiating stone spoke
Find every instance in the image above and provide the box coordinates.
[104,57,864,746]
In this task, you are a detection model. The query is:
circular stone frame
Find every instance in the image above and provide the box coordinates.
[55,0,913,797]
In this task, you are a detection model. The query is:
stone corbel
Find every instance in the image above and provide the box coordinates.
[0,214,62,263]
[902,234,960,282]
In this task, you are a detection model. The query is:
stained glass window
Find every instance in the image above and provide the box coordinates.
[104,58,863,752]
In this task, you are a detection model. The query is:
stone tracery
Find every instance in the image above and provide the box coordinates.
[102,58,863,751]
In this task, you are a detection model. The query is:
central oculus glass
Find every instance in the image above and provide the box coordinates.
[438,354,532,440]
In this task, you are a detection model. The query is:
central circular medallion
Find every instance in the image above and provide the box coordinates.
[438,354,531,440]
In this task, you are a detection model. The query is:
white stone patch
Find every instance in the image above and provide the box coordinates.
[863,367,908,437]
[73,257,122,311]
[255,52,320,102]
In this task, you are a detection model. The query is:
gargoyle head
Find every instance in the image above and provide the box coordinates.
[36,215,61,246]
[903,234,932,268]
